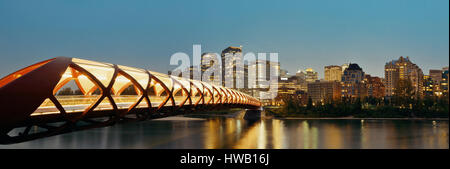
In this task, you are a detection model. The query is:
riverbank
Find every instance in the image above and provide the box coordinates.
[152,116,206,121]
[185,109,246,118]
[266,111,449,119]
[269,96,449,119]
[185,110,449,121]
[265,105,449,119]
[276,116,449,120]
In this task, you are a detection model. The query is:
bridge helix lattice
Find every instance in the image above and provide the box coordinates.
[0,57,261,143]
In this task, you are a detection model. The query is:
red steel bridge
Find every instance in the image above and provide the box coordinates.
[0,57,261,143]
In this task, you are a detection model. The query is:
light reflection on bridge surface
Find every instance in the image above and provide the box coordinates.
[32,96,190,116]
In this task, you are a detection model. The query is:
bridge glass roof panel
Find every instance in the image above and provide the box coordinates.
[55,66,98,95]
[202,82,213,92]
[190,80,204,93]
[219,87,227,103]
[227,89,235,103]
[201,82,213,104]
[225,88,233,103]
[77,74,97,95]
[72,58,115,88]
[171,76,190,92]
[118,65,149,90]
[212,86,220,104]
[149,71,173,90]
[111,75,133,95]
[189,83,202,105]
[170,76,190,106]
[53,67,75,94]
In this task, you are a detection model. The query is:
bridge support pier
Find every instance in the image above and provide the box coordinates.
[0,132,11,144]
[243,109,263,121]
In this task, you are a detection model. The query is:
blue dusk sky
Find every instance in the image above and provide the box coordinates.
[0,0,448,79]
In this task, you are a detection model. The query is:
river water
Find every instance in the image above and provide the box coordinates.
[1,115,448,149]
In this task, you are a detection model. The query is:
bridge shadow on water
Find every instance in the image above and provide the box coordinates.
[0,108,200,144]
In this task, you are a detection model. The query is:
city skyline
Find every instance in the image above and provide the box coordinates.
[0,0,448,80]
[0,0,448,153]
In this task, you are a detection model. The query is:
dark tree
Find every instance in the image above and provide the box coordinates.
[58,87,74,95]
[121,85,138,95]
[307,96,313,110]
[394,79,414,107]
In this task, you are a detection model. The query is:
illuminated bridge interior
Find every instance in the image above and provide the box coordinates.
[0,57,261,143]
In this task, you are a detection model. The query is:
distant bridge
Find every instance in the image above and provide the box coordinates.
[0,57,261,143]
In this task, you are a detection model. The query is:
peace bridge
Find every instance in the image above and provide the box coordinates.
[0,57,261,143]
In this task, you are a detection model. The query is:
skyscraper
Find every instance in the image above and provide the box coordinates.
[296,70,306,79]
[423,75,434,97]
[429,69,443,85]
[250,60,280,87]
[221,46,243,89]
[324,65,342,82]
[441,69,449,96]
[248,59,280,100]
[364,74,385,98]
[280,69,289,79]
[305,68,318,83]
[201,53,221,86]
[429,69,443,96]
[341,64,349,73]
[384,56,423,98]
[295,70,308,91]
[307,81,342,103]
[341,63,367,99]
[424,68,449,97]
[384,62,399,97]
[201,53,217,71]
